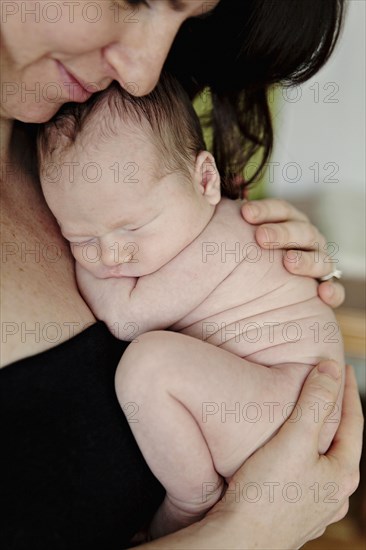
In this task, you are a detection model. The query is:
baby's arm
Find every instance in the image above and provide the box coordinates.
[76,199,246,339]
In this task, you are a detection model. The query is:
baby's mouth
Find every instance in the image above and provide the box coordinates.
[102,256,135,278]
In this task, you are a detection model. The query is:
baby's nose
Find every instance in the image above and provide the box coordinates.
[100,241,133,267]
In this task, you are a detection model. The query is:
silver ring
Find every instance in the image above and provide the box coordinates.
[318,268,342,282]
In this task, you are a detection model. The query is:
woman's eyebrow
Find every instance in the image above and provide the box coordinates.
[168,0,187,12]
[168,0,215,15]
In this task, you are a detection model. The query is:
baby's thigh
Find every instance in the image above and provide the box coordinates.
[115,331,212,407]
[115,330,280,412]
[114,332,313,466]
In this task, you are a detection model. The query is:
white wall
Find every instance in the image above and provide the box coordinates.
[266,0,365,279]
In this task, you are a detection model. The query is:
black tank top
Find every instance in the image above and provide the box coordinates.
[0,321,165,549]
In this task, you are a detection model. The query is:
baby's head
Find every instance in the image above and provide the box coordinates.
[38,74,221,278]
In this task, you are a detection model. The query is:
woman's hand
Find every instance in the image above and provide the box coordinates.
[136,363,363,549]
[206,363,362,549]
[242,199,345,308]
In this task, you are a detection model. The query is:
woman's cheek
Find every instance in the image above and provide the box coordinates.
[20,2,117,55]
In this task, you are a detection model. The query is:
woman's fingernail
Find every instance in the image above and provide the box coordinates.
[263,226,276,242]
[326,284,334,297]
[317,361,341,380]
[285,250,301,264]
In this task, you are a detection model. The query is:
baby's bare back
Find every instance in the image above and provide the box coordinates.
[170,199,343,367]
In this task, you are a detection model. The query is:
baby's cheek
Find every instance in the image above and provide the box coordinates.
[70,245,94,272]
[69,244,82,264]
[142,248,169,274]
[146,237,179,272]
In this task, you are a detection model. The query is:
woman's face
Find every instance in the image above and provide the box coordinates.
[1,0,219,122]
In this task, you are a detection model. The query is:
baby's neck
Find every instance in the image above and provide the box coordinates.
[194,202,218,242]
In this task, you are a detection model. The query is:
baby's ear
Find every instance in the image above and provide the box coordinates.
[194,151,221,206]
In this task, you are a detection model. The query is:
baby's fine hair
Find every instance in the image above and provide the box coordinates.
[38,73,207,184]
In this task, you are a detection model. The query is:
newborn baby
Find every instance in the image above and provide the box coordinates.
[38,74,344,539]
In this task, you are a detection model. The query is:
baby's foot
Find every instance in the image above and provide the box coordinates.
[148,477,225,539]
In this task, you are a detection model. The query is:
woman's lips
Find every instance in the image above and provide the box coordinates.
[56,61,94,102]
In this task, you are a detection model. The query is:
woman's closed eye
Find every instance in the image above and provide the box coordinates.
[112,0,150,9]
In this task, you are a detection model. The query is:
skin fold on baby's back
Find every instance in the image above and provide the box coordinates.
[170,198,344,367]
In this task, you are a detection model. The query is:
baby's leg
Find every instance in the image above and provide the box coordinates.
[115,331,314,539]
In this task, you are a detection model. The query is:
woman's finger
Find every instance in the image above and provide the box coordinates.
[318,280,346,308]
[254,221,327,251]
[283,250,339,278]
[327,365,364,474]
[276,361,343,457]
[242,199,309,224]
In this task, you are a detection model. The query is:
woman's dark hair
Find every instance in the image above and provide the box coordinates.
[13,0,345,199]
[165,0,345,198]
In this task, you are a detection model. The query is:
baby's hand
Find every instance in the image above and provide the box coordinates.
[75,262,139,338]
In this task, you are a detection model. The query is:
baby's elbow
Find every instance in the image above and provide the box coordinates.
[102,311,145,341]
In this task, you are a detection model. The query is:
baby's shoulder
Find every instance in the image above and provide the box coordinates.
[210,197,257,244]
[215,197,251,226]
[212,198,278,268]
[210,197,318,302]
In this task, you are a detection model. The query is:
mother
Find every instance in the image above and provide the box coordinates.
[0,1,362,548]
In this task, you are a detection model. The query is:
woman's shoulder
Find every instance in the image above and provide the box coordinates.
[0,321,127,377]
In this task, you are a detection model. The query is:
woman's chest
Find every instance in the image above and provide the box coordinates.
[1,175,94,366]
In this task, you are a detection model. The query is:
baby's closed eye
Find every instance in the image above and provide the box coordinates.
[68,238,96,246]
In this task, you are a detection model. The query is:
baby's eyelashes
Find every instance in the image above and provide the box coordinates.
[121,224,143,232]
[68,238,95,246]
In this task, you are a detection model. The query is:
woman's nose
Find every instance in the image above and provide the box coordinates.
[103,17,182,96]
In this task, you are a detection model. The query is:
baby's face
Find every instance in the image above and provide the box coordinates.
[40,125,220,278]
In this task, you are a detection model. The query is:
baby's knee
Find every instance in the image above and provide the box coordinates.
[115,331,183,401]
